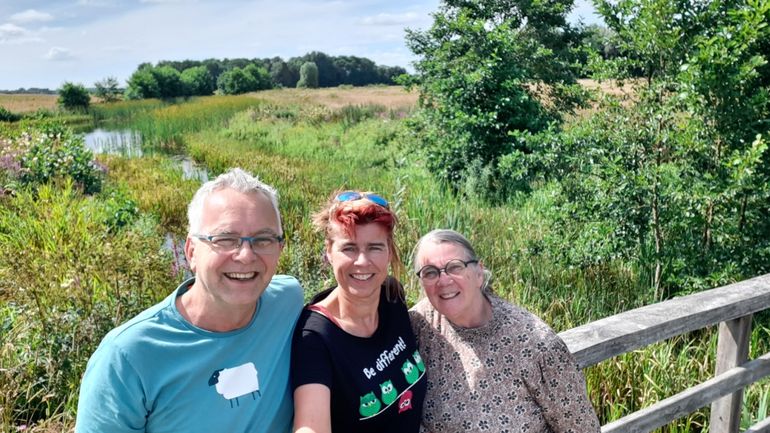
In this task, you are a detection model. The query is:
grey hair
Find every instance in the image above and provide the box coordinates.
[187,168,282,235]
[412,229,494,293]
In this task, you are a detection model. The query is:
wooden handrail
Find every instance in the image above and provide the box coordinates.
[556,273,770,433]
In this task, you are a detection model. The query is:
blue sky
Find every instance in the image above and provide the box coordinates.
[0,0,601,90]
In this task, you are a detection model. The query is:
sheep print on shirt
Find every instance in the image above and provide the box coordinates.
[291,286,427,433]
[75,275,303,433]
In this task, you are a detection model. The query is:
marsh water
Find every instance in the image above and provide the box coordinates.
[83,128,204,274]
[83,128,209,182]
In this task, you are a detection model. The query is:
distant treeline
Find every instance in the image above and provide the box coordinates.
[0,88,57,94]
[124,51,407,99]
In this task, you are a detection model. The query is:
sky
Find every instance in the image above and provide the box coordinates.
[0,0,601,91]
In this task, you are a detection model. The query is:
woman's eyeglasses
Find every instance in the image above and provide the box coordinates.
[416,259,478,282]
[335,191,389,208]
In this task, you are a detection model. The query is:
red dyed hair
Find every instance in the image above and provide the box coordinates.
[312,191,405,298]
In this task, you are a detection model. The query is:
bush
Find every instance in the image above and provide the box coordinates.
[94,77,122,102]
[217,67,258,95]
[0,106,20,122]
[0,182,175,429]
[14,121,104,194]
[297,62,319,88]
[57,82,90,111]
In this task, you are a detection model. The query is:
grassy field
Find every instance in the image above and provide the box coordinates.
[0,94,59,113]
[253,85,419,111]
[1,86,767,432]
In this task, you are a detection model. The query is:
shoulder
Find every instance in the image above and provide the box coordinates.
[267,274,303,296]
[99,292,176,350]
[409,297,434,316]
[408,298,441,339]
[409,298,439,326]
[264,275,304,306]
[492,295,573,355]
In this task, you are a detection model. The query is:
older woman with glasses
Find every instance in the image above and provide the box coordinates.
[409,229,600,433]
[291,191,426,433]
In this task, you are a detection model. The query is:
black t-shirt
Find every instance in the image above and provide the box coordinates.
[291,284,426,433]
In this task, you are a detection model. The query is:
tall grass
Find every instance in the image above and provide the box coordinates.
[2,92,768,432]
[0,182,180,431]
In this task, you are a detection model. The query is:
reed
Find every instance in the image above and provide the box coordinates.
[2,91,768,432]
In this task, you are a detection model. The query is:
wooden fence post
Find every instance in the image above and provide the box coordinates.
[709,315,753,433]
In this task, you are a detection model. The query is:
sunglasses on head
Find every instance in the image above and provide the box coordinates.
[334,191,389,208]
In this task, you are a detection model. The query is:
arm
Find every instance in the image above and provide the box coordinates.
[293,384,332,433]
[534,334,601,433]
[75,345,148,433]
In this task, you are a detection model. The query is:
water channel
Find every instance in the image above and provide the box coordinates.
[83,128,204,274]
[82,128,209,182]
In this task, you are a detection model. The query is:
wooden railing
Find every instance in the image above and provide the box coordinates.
[558,273,770,433]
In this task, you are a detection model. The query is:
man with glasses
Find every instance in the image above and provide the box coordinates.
[76,168,303,433]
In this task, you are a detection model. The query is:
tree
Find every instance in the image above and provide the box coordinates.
[151,66,184,98]
[243,64,272,91]
[94,77,122,102]
[550,0,770,296]
[217,67,258,95]
[296,62,319,88]
[269,60,294,87]
[180,66,215,96]
[404,0,586,194]
[125,67,160,99]
[57,82,90,111]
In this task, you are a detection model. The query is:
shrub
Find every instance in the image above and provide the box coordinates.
[15,121,104,194]
[0,182,175,429]
[297,62,319,88]
[217,67,258,95]
[57,82,91,111]
[94,77,122,103]
[0,106,20,122]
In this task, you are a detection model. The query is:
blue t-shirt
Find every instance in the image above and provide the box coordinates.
[76,275,303,433]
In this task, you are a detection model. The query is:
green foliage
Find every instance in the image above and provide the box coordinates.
[9,121,104,194]
[0,106,20,122]
[547,0,770,297]
[115,95,262,151]
[125,67,161,100]
[93,76,122,102]
[57,82,91,112]
[0,182,176,429]
[180,65,216,96]
[217,67,258,95]
[152,66,184,98]
[99,185,139,232]
[404,0,586,195]
[243,64,272,91]
[297,61,319,88]
[125,65,184,99]
[269,60,294,87]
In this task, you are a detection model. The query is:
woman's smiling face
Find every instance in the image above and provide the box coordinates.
[416,241,486,326]
[326,222,391,301]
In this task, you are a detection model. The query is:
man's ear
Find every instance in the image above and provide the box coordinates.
[184,236,197,273]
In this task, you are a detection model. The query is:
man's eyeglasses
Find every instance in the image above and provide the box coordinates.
[335,191,389,208]
[192,233,284,255]
[416,259,478,282]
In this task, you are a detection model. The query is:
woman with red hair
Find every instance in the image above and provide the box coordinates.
[291,191,426,433]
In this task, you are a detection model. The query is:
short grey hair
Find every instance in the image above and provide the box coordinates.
[412,229,493,292]
[187,168,281,235]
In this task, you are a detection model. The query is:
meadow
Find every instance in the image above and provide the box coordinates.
[0,87,768,432]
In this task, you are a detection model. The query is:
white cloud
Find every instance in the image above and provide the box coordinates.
[45,46,75,61]
[0,23,41,43]
[360,12,420,26]
[76,0,119,6]
[10,9,54,24]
